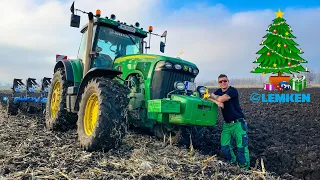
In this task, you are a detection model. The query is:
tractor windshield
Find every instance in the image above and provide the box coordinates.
[92,26,143,68]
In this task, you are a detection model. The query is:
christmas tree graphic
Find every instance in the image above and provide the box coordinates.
[251,9,308,87]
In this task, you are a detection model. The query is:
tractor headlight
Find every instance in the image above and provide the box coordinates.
[164,62,173,68]
[155,61,165,70]
[189,67,193,73]
[174,81,185,90]
[174,64,182,70]
[193,69,199,75]
[197,86,207,94]
[199,87,206,94]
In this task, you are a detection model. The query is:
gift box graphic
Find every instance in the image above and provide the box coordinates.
[290,75,307,92]
[279,81,291,91]
[264,82,275,91]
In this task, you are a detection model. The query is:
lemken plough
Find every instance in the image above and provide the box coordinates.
[2,77,51,115]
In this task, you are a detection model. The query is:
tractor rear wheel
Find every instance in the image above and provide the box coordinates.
[7,98,18,116]
[45,68,77,131]
[77,77,130,151]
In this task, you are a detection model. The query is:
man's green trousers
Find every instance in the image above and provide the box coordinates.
[220,118,250,169]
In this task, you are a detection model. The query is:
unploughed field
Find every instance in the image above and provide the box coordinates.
[0,88,319,180]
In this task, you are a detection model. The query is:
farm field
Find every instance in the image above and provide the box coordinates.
[0,87,319,180]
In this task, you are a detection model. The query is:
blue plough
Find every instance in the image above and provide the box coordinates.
[2,77,51,115]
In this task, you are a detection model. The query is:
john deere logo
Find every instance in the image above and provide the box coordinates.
[183,66,188,71]
[117,65,122,71]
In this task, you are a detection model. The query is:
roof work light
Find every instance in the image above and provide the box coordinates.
[96,9,101,17]
[148,26,153,33]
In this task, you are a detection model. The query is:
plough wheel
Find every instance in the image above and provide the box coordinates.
[77,77,130,151]
[45,68,77,131]
[7,98,18,116]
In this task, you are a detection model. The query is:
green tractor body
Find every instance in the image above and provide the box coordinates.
[113,54,218,128]
[46,3,218,151]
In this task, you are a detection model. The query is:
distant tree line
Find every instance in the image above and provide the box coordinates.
[203,78,263,86]
[0,82,11,88]
[1,71,320,88]
[302,71,320,85]
[202,71,320,86]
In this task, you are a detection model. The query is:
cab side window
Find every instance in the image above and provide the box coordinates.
[77,26,96,61]
[77,30,88,61]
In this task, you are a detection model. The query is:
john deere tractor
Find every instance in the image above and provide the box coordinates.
[46,2,218,151]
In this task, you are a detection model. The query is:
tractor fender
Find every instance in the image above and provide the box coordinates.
[54,60,74,82]
[74,68,122,111]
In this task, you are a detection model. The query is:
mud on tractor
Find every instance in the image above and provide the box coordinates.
[46,2,218,151]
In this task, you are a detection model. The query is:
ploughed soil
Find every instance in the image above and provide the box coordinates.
[203,87,320,180]
[0,88,319,180]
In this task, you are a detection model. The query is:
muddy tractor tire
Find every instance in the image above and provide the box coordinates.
[45,68,77,131]
[77,77,130,151]
[7,98,18,116]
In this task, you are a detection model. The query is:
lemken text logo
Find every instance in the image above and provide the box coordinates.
[250,92,311,103]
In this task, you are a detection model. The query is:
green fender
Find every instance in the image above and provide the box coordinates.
[74,68,123,111]
[54,60,75,82]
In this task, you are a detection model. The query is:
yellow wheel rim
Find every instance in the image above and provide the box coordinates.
[50,81,61,119]
[84,93,99,136]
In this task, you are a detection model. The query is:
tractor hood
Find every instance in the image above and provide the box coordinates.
[148,54,197,67]
[114,54,198,72]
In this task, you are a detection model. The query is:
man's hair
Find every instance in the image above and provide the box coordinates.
[218,74,228,79]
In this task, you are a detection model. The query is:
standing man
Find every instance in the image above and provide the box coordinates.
[205,74,250,169]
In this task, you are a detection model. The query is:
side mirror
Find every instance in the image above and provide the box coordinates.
[70,14,81,28]
[160,41,165,53]
[161,30,167,38]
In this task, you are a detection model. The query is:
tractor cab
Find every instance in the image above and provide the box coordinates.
[89,25,143,68]
[73,9,166,72]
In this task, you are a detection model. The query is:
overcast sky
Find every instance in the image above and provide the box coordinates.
[0,0,319,84]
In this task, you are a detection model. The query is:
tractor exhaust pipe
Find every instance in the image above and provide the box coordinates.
[83,12,94,77]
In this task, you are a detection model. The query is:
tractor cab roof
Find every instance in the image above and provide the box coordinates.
[80,17,148,39]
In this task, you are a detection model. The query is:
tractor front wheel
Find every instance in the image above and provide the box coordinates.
[77,77,130,151]
[45,68,77,131]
